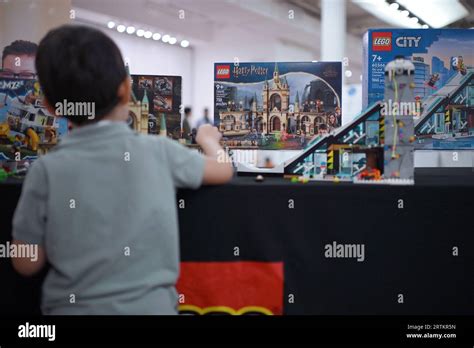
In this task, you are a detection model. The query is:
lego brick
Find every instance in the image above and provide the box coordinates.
[384,144,415,180]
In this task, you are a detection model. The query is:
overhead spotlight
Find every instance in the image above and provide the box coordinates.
[152,33,161,41]
[126,26,136,34]
[180,40,190,48]
[117,25,126,33]
[169,37,177,45]
[107,21,116,29]
[162,35,170,43]
[389,2,399,10]
[345,70,353,78]
[410,16,419,23]
[422,24,429,29]
[400,10,409,17]
[136,29,145,37]
[144,31,153,39]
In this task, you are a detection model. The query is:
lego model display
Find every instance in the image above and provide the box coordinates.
[0,78,68,166]
[363,29,474,150]
[130,75,182,139]
[285,57,416,185]
[214,62,342,149]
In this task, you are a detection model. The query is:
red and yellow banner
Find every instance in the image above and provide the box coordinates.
[177,261,284,315]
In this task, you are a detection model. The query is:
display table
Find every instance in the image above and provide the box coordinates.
[1,169,473,315]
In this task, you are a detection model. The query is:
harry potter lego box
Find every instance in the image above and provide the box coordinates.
[214,62,342,150]
[130,75,182,139]
[363,29,474,150]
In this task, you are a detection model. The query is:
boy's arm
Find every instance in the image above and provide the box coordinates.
[196,125,233,185]
[162,125,233,188]
[11,241,46,276]
[11,159,48,276]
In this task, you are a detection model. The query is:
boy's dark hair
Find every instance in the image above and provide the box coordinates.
[2,40,38,66]
[319,123,328,130]
[36,25,127,125]
[184,107,191,116]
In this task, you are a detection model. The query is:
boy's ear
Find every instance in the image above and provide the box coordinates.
[117,77,131,106]
[42,97,57,116]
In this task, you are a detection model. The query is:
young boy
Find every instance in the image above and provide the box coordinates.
[11,25,233,315]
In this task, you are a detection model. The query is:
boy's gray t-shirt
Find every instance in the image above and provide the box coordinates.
[12,121,205,315]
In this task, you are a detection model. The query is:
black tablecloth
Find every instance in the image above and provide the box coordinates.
[1,168,473,315]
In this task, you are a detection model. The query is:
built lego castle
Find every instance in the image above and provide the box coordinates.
[128,91,150,134]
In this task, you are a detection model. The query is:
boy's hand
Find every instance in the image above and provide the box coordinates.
[195,124,233,185]
[196,124,222,147]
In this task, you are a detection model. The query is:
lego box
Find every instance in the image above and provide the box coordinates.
[363,29,474,150]
[0,78,68,162]
[214,62,342,150]
[130,75,182,139]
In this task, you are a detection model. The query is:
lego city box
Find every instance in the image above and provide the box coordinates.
[130,75,182,139]
[214,62,342,150]
[363,29,474,150]
[0,78,68,163]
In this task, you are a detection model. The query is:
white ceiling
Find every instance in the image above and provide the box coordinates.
[73,0,323,49]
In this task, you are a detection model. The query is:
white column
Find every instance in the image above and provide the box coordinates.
[321,0,346,62]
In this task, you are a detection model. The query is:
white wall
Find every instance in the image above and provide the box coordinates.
[191,26,320,125]
[99,27,194,115]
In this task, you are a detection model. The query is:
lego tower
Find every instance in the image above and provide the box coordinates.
[383,57,416,182]
[159,113,167,136]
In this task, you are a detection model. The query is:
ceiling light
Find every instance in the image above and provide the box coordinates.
[162,34,170,43]
[389,2,399,10]
[169,37,177,45]
[153,33,161,41]
[352,0,422,28]
[136,29,145,37]
[144,31,153,39]
[180,40,190,48]
[345,70,353,78]
[410,16,419,23]
[422,24,429,29]
[126,26,136,34]
[117,25,126,33]
[396,0,468,28]
[400,10,409,17]
[107,21,116,29]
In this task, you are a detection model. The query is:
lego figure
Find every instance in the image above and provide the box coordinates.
[426,73,440,89]
[13,134,24,148]
[318,123,329,136]
[45,127,57,144]
[358,153,381,181]
[328,113,338,131]
[453,56,467,75]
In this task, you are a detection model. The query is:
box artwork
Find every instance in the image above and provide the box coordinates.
[130,75,182,139]
[363,29,474,150]
[214,62,342,149]
[0,78,68,162]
